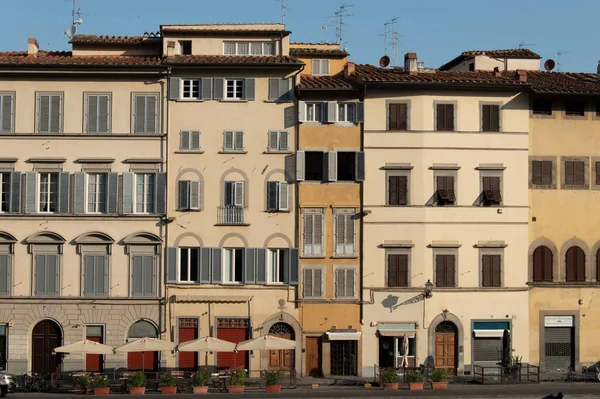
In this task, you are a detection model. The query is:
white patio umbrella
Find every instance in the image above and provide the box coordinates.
[115,337,175,371]
[400,334,409,368]
[177,337,237,370]
[54,339,115,355]
[235,334,295,351]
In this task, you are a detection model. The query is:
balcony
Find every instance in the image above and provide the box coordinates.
[216,206,247,225]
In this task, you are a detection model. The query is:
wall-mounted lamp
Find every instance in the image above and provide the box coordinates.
[424,280,433,299]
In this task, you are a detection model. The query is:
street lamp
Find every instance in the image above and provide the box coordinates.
[424,279,433,299]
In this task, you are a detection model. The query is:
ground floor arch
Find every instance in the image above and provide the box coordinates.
[32,319,62,375]
[127,319,159,371]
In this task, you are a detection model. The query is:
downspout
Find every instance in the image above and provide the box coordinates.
[164,65,172,340]
[359,83,366,325]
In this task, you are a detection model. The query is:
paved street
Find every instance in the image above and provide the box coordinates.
[9,383,600,398]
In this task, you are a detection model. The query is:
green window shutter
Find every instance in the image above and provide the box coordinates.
[169,77,181,100]
[288,248,299,285]
[134,95,146,133]
[131,255,143,296]
[122,172,134,214]
[57,172,70,214]
[244,248,256,284]
[39,95,50,132]
[155,172,167,214]
[1,94,13,133]
[9,171,20,213]
[0,254,10,295]
[84,255,95,296]
[50,95,61,133]
[107,172,118,214]
[211,248,222,284]
[87,95,98,133]
[190,181,200,210]
[213,78,224,100]
[244,78,255,101]
[73,172,85,214]
[46,254,58,295]
[166,247,177,284]
[24,172,37,214]
[255,248,267,284]
[199,247,211,283]
[201,78,212,100]
[178,180,190,210]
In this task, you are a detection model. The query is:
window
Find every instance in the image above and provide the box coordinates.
[268,131,289,152]
[224,181,244,207]
[468,62,475,71]
[268,78,290,101]
[37,93,62,133]
[131,254,155,296]
[435,254,455,287]
[387,254,408,287]
[565,101,585,116]
[302,209,324,256]
[223,130,244,151]
[179,248,199,282]
[306,102,323,122]
[565,246,585,282]
[312,59,330,76]
[182,79,200,99]
[226,79,244,100]
[436,103,455,131]
[338,103,356,122]
[133,94,158,134]
[266,181,288,211]
[83,254,107,296]
[482,104,500,132]
[482,176,502,206]
[302,268,323,298]
[388,103,408,130]
[335,268,355,298]
[34,254,58,296]
[0,93,14,133]
[179,40,192,55]
[533,246,553,282]
[564,160,585,186]
[305,151,324,181]
[388,175,408,206]
[39,173,58,213]
[531,160,553,186]
[396,336,416,366]
[268,249,288,283]
[135,173,155,214]
[0,326,6,370]
[178,180,200,211]
[224,41,275,56]
[337,152,356,181]
[481,254,501,287]
[334,209,356,256]
[180,130,200,151]
[0,254,11,296]
[435,176,456,206]
[532,99,552,115]
[85,94,110,133]
[0,173,9,212]
[87,173,107,213]
[224,248,244,283]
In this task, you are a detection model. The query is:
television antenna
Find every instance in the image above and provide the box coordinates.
[557,50,569,72]
[518,41,536,49]
[383,16,400,66]
[276,0,286,25]
[327,4,353,48]
[320,24,330,43]
[64,0,85,39]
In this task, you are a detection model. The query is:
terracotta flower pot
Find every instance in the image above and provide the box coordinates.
[94,387,110,395]
[431,381,448,390]
[129,387,146,395]
[161,386,177,394]
[193,386,209,394]
[228,385,245,393]
[266,384,281,393]
[80,388,88,394]
[408,382,424,390]
[382,383,398,391]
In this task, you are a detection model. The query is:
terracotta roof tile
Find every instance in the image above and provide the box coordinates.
[70,35,158,44]
[0,51,162,67]
[161,27,290,35]
[439,48,540,70]
[299,74,356,89]
[164,55,302,66]
[290,48,348,57]
[513,71,600,94]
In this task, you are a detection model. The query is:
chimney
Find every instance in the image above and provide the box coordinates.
[344,62,355,78]
[493,66,502,77]
[516,69,527,83]
[166,41,176,58]
[27,38,39,56]
[404,52,418,75]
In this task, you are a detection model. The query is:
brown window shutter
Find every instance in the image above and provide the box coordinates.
[436,104,445,131]
[541,161,552,185]
[446,254,456,287]
[387,254,399,286]
[565,161,575,185]
[491,105,500,131]
[314,269,323,297]
[398,103,407,130]
[596,162,600,186]
[445,104,455,131]
[482,105,490,132]
[388,103,407,130]
[435,255,445,287]
[482,255,492,287]
[446,176,456,202]
[398,176,407,205]
[576,247,585,281]
[542,246,553,282]
[388,176,399,205]
[565,247,585,282]
[574,161,585,185]
[596,249,600,282]
[492,255,501,286]
[388,103,397,130]
[533,247,543,282]
[482,176,493,200]
[398,255,408,287]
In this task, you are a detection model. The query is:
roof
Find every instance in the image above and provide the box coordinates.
[164,55,302,66]
[291,42,339,46]
[0,51,162,67]
[515,71,600,95]
[161,27,290,36]
[70,35,159,45]
[299,74,356,90]
[290,48,348,57]
[439,48,541,71]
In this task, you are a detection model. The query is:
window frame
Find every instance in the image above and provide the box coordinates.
[130,253,157,297]
[179,130,201,152]
[181,79,201,99]
[86,173,108,214]
[33,251,60,297]
[479,248,503,288]
[565,246,586,282]
[267,130,289,152]
[302,266,324,299]
[38,172,59,213]
[561,156,589,190]
[532,245,554,283]
[0,172,9,213]
[333,266,357,299]
[223,41,275,56]
[386,100,410,131]
[36,92,63,134]
[131,92,160,134]
[305,102,324,123]
[434,101,456,132]
[592,157,600,190]
[302,208,325,257]
[529,156,557,189]
[224,79,244,100]
[564,100,586,117]
[480,102,502,132]
[479,170,503,207]
[268,248,288,284]
[304,151,325,181]
[0,92,15,134]
[532,98,553,117]
[386,248,411,287]
[178,247,200,283]
[432,170,457,206]
[223,181,245,207]
[433,249,457,288]
[84,92,112,134]
[82,253,109,297]
[134,173,155,214]
[386,170,411,206]
[312,59,330,76]
[223,248,244,284]
[337,102,356,123]
[223,130,244,152]
[179,40,192,55]
[333,208,356,257]
[266,181,289,212]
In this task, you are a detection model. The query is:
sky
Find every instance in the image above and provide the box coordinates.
[0,0,598,72]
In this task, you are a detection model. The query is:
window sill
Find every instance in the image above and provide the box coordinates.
[176,98,206,102]
[263,100,293,104]
[265,209,291,213]
[385,204,410,207]
[214,223,250,226]
[220,99,249,103]
[530,184,556,190]
[175,150,204,154]
[300,255,326,259]
[178,208,202,212]
[263,151,293,155]
[300,122,325,126]
[561,184,589,190]
[331,255,358,259]
[334,122,358,127]
[218,151,248,154]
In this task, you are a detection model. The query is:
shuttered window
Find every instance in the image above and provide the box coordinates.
[86,94,110,133]
[178,180,201,210]
[131,254,155,296]
[436,103,455,131]
[133,94,158,134]
[266,181,288,211]
[182,79,200,99]
[533,246,553,282]
[388,103,408,130]
[436,176,456,206]
[0,94,14,133]
[532,99,552,115]
[267,131,289,151]
[302,268,323,298]
[387,254,408,287]
[481,254,501,287]
[83,255,107,296]
[87,173,107,213]
[482,176,502,205]
[0,173,9,212]
[37,93,62,133]
[334,210,355,256]
[482,104,500,132]
[596,162,600,186]
[0,254,11,296]
[180,130,200,151]
[565,246,585,282]
[388,175,408,205]
[565,101,585,116]
[39,172,59,213]
[303,211,324,256]
[223,131,244,151]
[532,160,553,186]
[35,254,59,296]
[135,173,155,214]
[474,338,502,362]
[435,254,455,287]
[268,78,291,101]
[179,248,200,283]
[335,268,355,298]
[224,181,245,207]
[312,59,330,76]
[564,161,585,185]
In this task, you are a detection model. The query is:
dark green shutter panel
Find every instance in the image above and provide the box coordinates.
[178,180,190,210]
[57,172,70,214]
[201,78,212,100]
[88,95,98,133]
[244,248,256,284]
[266,181,278,211]
[132,255,143,296]
[288,248,299,285]
[166,247,177,283]
[169,77,181,100]
[255,248,267,284]
[213,78,224,100]
[0,254,9,295]
[268,78,279,101]
[143,255,154,295]
[107,172,118,214]
[24,172,37,214]
[244,78,255,101]
[155,172,166,214]
[50,95,61,133]
[134,96,146,133]
[199,247,211,283]
[9,171,20,213]
[96,255,107,295]
[84,255,95,295]
[355,152,365,181]
[73,172,85,214]
[1,95,13,133]
[47,254,58,295]
[211,248,222,283]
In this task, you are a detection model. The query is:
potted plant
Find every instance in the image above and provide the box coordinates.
[405,370,425,390]
[191,371,210,394]
[380,368,399,391]
[90,374,111,396]
[160,373,178,395]
[75,373,90,394]
[128,371,147,395]
[264,371,281,393]
[430,368,449,390]
[227,368,247,394]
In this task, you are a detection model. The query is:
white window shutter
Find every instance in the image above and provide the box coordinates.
[303,214,313,255]
[234,131,244,151]
[296,151,305,181]
[314,213,323,255]
[298,101,306,122]
[327,101,337,123]
[335,213,344,255]
[312,59,320,75]
[224,131,233,150]
[268,131,278,151]
[190,181,200,210]
[323,60,330,76]
[278,182,289,211]
[234,181,245,206]
[328,151,338,182]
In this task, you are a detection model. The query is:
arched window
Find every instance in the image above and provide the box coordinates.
[533,246,553,282]
[597,249,600,282]
[565,246,585,282]
[128,320,158,339]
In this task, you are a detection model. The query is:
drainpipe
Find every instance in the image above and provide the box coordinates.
[164,65,172,341]
[359,83,366,326]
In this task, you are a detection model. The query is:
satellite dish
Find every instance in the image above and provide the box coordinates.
[544,59,556,71]
[74,17,83,25]
[65,24,77,39]
[379,55,390,68]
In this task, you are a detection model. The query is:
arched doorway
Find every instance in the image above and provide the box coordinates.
[268,323,294,370]
[127,320,158,371]
[32,320,61,375]
[435,321,457,375]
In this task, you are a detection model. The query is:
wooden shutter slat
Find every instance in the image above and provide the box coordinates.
[435,255,445,287]
[565,161,575,185]
[388,176,399,205]
[532,161,542,185]
[398,255,408,287]
[436,104,445,131]
[541,161,552,185]
[445,104,454,131]
[574,161,585,185]
[576,247,585,281]
[303,268,313,297]
[482,255,492,287]
[387,254,399,287]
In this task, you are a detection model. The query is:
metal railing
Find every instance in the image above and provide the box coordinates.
[472,363,539,384]
[217,206,246,225]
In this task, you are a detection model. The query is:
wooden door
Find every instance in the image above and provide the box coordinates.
[305,337,322,377]
[127,351,157,371]
[32,320,61,375]
[435,332,456,375]
[86,336,102,372]
[268,332,293,370]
